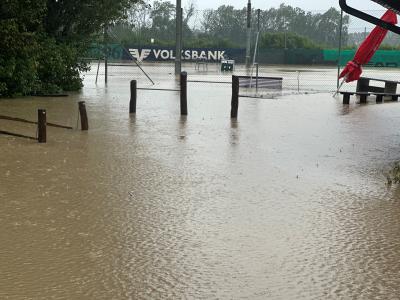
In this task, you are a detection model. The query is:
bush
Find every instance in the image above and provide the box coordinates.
[0,20,40,96]
[1,0,139,98]
[36,38,89,94]
[0,21,66,96]
[0,35,90,96]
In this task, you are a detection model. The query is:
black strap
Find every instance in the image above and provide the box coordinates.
[339,0,400,34]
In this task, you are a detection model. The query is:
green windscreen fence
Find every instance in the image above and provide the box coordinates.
[323,49,400,68]
[258,49,400,67]
[256,49,325,65]
[86,44,124,60]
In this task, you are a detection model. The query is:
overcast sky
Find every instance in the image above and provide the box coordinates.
[189,0,383,11]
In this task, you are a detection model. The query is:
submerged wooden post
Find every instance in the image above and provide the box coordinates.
[78,101,89,131]
[180,71,188,115]
[376,94,384,103]
[37,109,47,143]
[129,80,137,114]
[359,93,368,104]
[342,93,351,105]
[231,75,239,118]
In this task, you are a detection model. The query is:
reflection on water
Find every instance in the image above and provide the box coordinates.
[1,72,400,299]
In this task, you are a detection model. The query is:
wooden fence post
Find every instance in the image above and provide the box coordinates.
[37,109,47,143]
[180,71,188,116]
[231,75,239,118]
[78,101,89,131]
[129,80,137,114]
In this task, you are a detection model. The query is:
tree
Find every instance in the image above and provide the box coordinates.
[202,6,246,45]
[149,1,176,42]
[44,0,140,41]
[108,0,197,47]
[308,8,348,47]
[0,0,46,95]
[260,32,320,49]
[103,3,349,51]
[256,4,349,48]
[0,0,140,97]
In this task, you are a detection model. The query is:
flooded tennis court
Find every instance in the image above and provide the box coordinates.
[1,64,400,299]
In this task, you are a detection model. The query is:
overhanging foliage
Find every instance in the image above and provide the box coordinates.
[0,0,140,97]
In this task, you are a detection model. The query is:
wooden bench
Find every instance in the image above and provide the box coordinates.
[357,92,370,104]
[340,91,370,104]
[357,77,400,94]
[372,93,400,103]
[340,91,354,104]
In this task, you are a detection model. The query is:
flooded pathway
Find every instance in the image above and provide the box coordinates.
[1,71,400,299]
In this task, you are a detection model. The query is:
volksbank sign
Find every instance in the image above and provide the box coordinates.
[90,45,400,66]
[125,46,245,62]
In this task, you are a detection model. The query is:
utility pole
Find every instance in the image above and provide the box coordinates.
[175,0,183,75]
[245,0,252,68]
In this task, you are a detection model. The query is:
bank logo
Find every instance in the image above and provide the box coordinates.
[129,49,151,62]
[128,47,227,62]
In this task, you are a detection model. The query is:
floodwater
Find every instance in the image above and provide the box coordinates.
[1,64,400,299]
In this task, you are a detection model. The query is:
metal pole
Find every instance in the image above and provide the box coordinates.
[104,25,108,85]
[95,58,101,84]
[245,0,252,68]
[257,9,261,63]
[250,9,261,88]
[256,63,259,91]
[175,0,182,75]
[181,7,183,52]
[337,10,344,89]
[297,71,300,92]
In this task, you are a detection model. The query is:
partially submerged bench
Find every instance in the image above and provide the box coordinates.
[340,91,370,104]
[372,92,400,103]
[340,91,400,104]
[357,77,400,94]
[340,91,354,104]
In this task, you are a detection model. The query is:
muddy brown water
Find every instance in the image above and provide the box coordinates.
[1,67,400,299]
